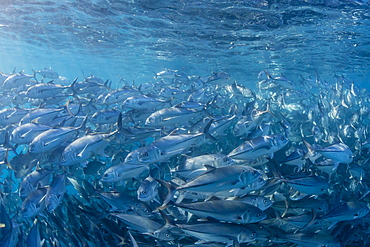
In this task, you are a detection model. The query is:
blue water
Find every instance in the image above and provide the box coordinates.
[0,0,370,88]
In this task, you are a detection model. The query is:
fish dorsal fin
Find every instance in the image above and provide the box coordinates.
[206,195,222,201]
[203,165,215,172]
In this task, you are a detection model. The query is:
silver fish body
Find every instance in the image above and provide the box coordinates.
[44,173,66,212]
[10,123,51,144]
[228,134,289,160]
[174,200,267,224]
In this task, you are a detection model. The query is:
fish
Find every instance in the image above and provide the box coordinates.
[122,95,169,110]
[137,175,159,202]
[25,81,74,99]
[317,142,354,169]
[59,131,114,166]
[19,168,52,197]
[21,187,47,218]
[173,153,234,180]
[28,116,86,153]
[276,232,341,247]
[172,199,267,224]
[176,222,258,245]
[320,202,370,227]
[44,173,66,212]
[227,195,273,211]
[125,121,215,165]
[99,191,153,217]
[145,105,205,127]
[0,108,29,125]
[157,164,263,209]
[111,213,175,241]
[101,163,148,183]
[10,122,52,144]
[33,68,59,79]
[2,72,34,90]
[228,134,289,160]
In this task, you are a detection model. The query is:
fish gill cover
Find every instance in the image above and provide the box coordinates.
[0,0,370,247]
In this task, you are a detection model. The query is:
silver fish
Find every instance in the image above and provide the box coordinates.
[44,173,66,212]
[176,222,258,245]
[137,175,159,202]
[19,169,52,197]
[228,134,289,160]
[21,187,47,218]
[101,163,148,183]
[174,199,267,224]
[10,122,51,145]
[111,213,174,241]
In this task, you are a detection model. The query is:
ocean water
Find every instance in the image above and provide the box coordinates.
[0,0,370,87]
[1,1,370,246]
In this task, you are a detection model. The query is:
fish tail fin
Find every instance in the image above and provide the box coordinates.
[104,79,110,88]
[203,119,217,142]
[68,77,79,100]
[205,95,219,110]
[264,70,274,80]
[78,115,89,130]
[281,198,290,218]
[117,112,123,131]
[31,69,40,83]
[296,209,318,233]
[64,99,78,118]
[302,139,317,161]
[154,178,178,212]
[158,209,176,229]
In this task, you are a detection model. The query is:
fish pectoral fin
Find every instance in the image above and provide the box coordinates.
[162,116,179,122]
[20,129,33,138]
[77,143,90,158]
[44,138,60,146]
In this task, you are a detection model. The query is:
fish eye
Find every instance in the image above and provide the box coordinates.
[251,232,257,237]
[142,152,148,157]
[257,212,262,217]
[263,199,267,203]
[354,213,359,217]
[223,157,229,162]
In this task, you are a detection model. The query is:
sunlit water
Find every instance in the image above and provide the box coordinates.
[0,0,370,88]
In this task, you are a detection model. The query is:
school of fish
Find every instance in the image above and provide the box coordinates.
[0,67,370,246]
